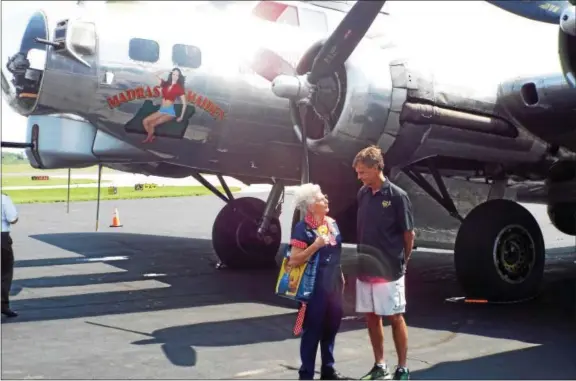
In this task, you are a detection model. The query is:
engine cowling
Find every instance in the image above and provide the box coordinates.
[286,39,398,160]
[285,36,553,169]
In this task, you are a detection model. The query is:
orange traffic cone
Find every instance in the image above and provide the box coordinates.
[110,208,123,228]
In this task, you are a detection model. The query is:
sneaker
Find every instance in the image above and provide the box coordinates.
[393,366,410,380]
[360,364,392,380]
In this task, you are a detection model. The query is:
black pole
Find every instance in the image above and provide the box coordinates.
[95,164,102,231]
[66,168,71,214]
[1,142,33,149]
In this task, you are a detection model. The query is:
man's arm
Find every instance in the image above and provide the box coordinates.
[2,195,18,224]
[403,230,415,262]
[396,193,415,262]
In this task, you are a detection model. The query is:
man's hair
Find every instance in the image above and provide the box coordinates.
[352,145,384,170]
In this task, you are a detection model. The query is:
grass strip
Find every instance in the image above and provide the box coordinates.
[2,176,107,187]
[4,185,241,204]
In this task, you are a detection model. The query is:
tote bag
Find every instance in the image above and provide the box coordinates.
[275,227,320,303]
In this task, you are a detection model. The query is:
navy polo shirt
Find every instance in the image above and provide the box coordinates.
[356,178,414,281]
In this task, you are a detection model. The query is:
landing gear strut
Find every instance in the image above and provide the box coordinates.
[403,161,463,222]
[207,172,284,270]
[404,160,545,301]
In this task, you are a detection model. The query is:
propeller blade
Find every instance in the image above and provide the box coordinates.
[559,28,576,87]
[250,48,295,82]
[308,0,386,84]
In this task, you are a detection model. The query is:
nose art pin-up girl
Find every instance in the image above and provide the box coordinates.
[142,67,187,143]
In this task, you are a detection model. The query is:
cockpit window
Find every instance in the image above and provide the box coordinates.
[128,38,159,63]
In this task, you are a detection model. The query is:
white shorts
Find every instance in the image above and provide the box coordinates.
[355,276,406,316]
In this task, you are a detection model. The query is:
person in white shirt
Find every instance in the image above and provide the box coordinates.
[2,193,19,317]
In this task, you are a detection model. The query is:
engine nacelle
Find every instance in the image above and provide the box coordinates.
[287,36,553,169]
[287,39,398,160]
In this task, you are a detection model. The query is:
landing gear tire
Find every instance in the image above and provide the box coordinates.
[454,199,545,302]
[212,197,281,269]
[547,202,576,236]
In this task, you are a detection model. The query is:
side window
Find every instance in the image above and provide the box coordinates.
[252,1,299,27]
[128,38,159,63]
[298,8,329,34]
[172,44,202,69]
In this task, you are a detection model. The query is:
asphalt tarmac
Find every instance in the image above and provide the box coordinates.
[1,193,575,380]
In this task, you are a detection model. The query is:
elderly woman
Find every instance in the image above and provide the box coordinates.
[289,183,346,380]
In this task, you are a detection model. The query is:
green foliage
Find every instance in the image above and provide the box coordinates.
[1,152,27,164]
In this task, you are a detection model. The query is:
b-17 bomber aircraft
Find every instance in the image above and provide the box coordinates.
[2,0,575,302]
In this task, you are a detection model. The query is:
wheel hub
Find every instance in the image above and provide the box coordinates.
[235,218,277,255]
[493,225,536,284]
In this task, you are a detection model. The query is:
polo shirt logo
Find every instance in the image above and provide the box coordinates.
[382,200,391,208]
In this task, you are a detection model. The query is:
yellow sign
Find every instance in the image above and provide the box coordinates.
[134,183,158,191]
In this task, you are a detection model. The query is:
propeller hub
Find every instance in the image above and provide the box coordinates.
[560,6,575,37]
[271,74,313,101]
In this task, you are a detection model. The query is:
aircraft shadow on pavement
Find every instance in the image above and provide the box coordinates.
[83,312,362,368]
[410,341,576,380]
[396,252,576,380]
[11,232,302,322]
[7,232,576,372]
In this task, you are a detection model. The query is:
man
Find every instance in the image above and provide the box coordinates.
[2,192,19,318]
[352,146,415,380]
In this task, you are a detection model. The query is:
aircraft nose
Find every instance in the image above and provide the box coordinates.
[1,9,48,116]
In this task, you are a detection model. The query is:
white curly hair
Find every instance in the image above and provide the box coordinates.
[293,183,322,214]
